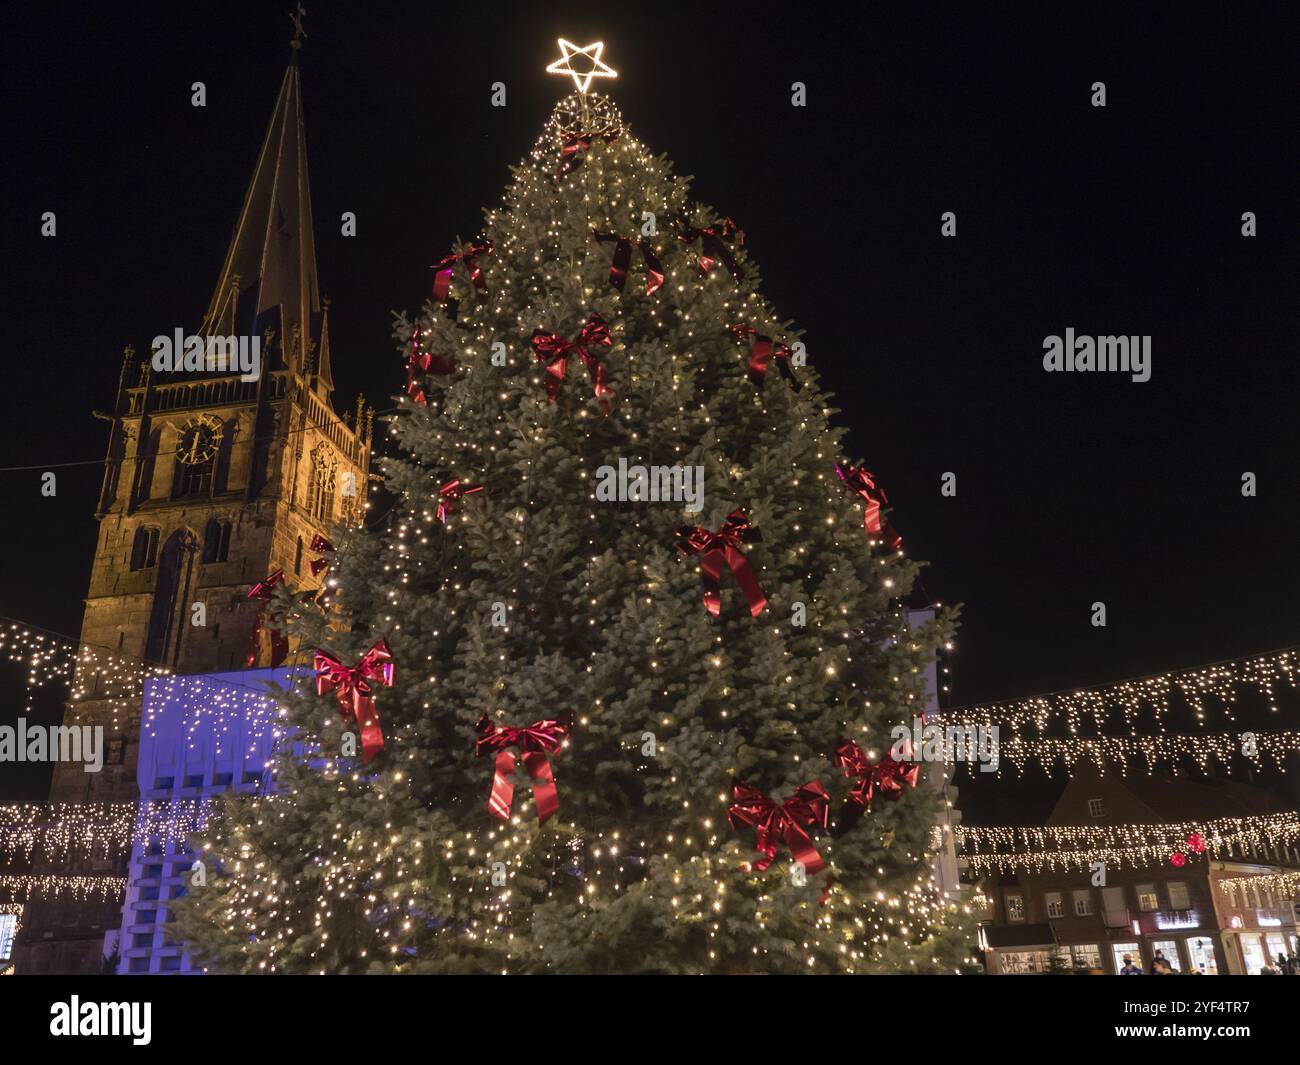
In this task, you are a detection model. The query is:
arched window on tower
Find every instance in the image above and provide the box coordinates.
[130,527,161,570]
[307,446,337,523]
[202,519,232,563]
[294,535,304,575]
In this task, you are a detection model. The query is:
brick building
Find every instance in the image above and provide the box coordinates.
[12,39,371,973]
[976,761,1300,974]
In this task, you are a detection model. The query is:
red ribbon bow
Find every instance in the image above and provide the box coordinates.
[677,215,745,280]
[834,740,920,807]
[530,312,614,415]
[556,127,620,179]
[245,569,289,668]
[729,323,802,393]
[406,326,456,407]
[675,510,767,618]
[436,478,483,524]
[835,462,903,550]
[728,781,829,874]
[474,714,571,823]
[592,230,665,296]
[313,639,395,764]
[431,238,493,306]
[308,535,332,578]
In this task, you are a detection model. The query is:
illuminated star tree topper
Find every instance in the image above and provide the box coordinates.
[545,38,617,94]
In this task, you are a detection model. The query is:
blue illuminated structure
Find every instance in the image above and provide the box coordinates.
[116,667,300,974]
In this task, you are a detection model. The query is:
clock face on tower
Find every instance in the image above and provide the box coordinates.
[176,417,221,466]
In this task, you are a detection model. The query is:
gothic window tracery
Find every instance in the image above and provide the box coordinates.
[306,444,337,523]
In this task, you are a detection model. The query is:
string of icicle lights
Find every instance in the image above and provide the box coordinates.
[140,673,290,752]
[1219,870,1300,896]
[953,812,1300,874]
[0,620,169,729]
[954,729,1300,777]
[939,645,1300,733]
[955,811,1300,852]
[0,799,216,861]
[0,875,128,901]
[0,620,301,740]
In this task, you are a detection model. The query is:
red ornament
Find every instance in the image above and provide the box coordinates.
[728,781,830,874]
[729,323,802,393]
[530,312,614,414]
[313,639,395,764]
[308,535,333,579]
[1186,832,1207,854]
[835,462,903,550]
[555,127,619,179]
[245,569,289,668]
[592,230,664,296]
[676,215,745,280]
[834,740,920,807]
[406,326,456,407]
[436,478,483,525]
[475,715,571,824]
[675,510,767,618]
[1169,851,1187,868]
[431,238,493,305]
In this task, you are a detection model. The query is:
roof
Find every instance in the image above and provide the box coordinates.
[1046,761,1296,827]
[984,924,1056,949]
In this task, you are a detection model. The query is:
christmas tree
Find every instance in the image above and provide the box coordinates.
[172,47,977,974]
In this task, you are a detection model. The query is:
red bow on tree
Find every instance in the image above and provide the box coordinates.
[245,569,289,668]
[835,462,903,550]
[834,740,920,807]
[313,639,395,764]
[556,127,620,179]
[474,714,572,824]
[431,238,493,306]
[406,326,456,407]
[436,478,483,524]
[308,535,332,578]
[728,323,803,393]
[531,312,614,414]
[592,230,664,296]
[675,510,767,618]
[677,215,745,280]
[728,781,830,874]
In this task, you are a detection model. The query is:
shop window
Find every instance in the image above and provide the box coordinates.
[1150,940,1181,971]
[1110,942,1141,973]
[1000,950,1052,974]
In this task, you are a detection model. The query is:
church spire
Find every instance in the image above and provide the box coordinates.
[316,296,335,395]
[201,16,319,375]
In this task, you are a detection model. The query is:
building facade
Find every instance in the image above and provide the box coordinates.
[12,43,370,974]
[976,763,1300,974]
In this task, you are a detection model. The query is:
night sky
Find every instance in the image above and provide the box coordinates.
[2,3,1298,804]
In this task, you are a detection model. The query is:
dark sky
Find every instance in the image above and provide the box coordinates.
[2,1,1298,798]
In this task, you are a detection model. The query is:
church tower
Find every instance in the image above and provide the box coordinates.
[13,33,372,973]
